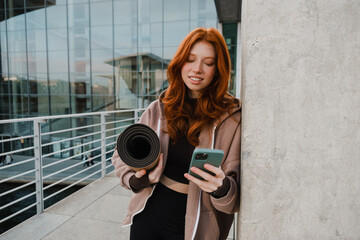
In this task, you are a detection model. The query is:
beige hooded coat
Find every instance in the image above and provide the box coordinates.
[112,98,241,240]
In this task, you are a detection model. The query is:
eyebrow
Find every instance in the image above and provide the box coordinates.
[188,53,215,60]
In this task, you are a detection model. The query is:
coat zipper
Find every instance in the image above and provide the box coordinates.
[191,125,217,239]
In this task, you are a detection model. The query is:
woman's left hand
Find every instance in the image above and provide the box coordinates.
[184,164,225,193]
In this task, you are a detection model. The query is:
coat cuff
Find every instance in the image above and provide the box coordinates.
[211,176,230,198]
[129,174,151,193]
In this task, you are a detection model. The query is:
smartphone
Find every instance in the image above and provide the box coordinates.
[188,148,224,180]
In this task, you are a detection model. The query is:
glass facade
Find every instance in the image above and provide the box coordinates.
[0,0,241,155]
[0,0,218,121]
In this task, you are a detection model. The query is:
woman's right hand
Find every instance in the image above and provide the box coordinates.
[134,153,163,184]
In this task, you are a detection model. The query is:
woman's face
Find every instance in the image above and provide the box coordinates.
[181,41,216,98]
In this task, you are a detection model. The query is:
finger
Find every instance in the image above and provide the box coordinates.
[135,169,147,178]
[149,153,163,183]
[189,167,214,182]
[184,173,218,192]
[204,164,225,178]
[153,153,163,174]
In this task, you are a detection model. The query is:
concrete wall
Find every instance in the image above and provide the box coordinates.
[238,0,360,239]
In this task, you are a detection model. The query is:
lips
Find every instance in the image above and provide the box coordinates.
[189,76,203,83]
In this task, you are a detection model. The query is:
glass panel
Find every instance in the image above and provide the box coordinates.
[36,96,50,116]
[223,23,237,71]
[7,30,26,52]
[68,3,89,28]
[163,46,178,61]
[6,13,25,31]
[114,24,136,49]
[138,0,163,23]
[46,4,67,29]
[26,8,46,30]
[68,0,88,4]
[91,26,112,50]
[138,22,162,48]
[164,21,189,47]
[28,51,47,75]
[12,91,29,116]
[47,28,67,51]
[1,52,9,76]
[93,95,114,111]
[113,52,138,109]
[0,95,9,119]
[50,95,70,115]
[114,0,137,25]
[70,94,91,113]
[91,49,113,73]
[137,49,163,71]
[190,0,217,20]
[49,73,69,95]
[92,73,114,95]
[68,27,90,51]
[190,19,218,29]
[90,1,112,26]
[27,28,46,52]
[164,0,190,21]
[8,52,27,76]
[48,51,68,73]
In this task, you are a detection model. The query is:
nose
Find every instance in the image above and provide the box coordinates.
[192,60,203,73]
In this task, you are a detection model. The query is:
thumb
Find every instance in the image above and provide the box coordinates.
[135,169,147,178]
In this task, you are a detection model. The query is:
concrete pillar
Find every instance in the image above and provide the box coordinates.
[238,0,360,239]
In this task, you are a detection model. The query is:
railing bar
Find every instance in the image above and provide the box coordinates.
[105,117,137,125]
[42,146,102,170]
[105,148,115,154]
[42,138,101,158]
[41,122,101,137]
[0,108,146,124]
[0,180,36,198]
[0,203,37,224]
[43,161,102,190]
[0,169,35,184]
[105,133,118,140]
[105,141,116,148]
[0,157,36,170]
[0,191,36,211]
[105,125,131,133]
[106,125,130,132]
[43,157,95,180]
[0,146,35,157]
[42,130,102,147]
[0,135,34,144]
[44,168,103,202]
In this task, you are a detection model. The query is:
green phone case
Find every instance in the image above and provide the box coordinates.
[188,148,224,180]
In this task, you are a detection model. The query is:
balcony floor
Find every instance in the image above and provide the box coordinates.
[0,172,131,240]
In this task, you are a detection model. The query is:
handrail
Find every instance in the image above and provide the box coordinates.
[0,108,142,229]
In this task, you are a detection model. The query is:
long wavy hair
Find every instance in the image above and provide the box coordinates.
[160,27,238,146]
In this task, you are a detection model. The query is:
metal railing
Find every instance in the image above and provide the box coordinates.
[0,109,144,227]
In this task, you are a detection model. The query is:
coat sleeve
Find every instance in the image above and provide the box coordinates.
[111,105,153,190]
[210,118,241,214]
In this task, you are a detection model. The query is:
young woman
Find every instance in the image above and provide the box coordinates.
[112,27,241,240]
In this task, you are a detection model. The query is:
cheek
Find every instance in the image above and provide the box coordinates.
[206,67,216,79]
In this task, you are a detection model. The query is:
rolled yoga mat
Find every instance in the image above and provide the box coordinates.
[116,123,161,171]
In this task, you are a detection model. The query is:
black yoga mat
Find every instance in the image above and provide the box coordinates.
[116,123,161,171]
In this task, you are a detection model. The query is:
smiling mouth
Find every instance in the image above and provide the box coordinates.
[189,76,202,82]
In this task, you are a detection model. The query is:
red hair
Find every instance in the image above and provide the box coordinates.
[160,27,238,146]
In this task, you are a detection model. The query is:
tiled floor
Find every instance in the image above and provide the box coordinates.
[0,172,132,240]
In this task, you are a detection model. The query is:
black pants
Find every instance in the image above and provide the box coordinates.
[130,182,187,240]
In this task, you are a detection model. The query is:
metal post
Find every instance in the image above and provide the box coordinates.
[101,113,106,178]
[33,118,46,214]
[134,110,139,123]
